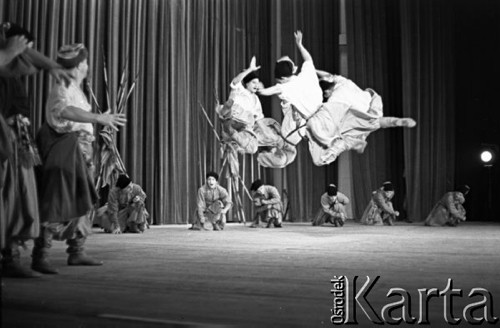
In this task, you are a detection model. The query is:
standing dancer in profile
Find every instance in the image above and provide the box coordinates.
[0,23,73,278]
[32,43,126,274]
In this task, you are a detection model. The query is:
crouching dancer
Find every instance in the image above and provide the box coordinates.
[360,181,399,226]
[250,180,283,228]
[312,184,349,227]
[425,185,469,227]
[95,175,150,233]
[190,172,232,231]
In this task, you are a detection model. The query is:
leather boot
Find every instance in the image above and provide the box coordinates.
[31,227,59,274]
[2,241,41,278]
[66,232,103,266]
[127,222,141,233]
[266,218,276,228]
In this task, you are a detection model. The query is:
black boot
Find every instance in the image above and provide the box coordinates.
[2,241,41,278]
[127,222,141,233]
[32,227,59,274]
[266,218,276,228]
[66,233,103,266]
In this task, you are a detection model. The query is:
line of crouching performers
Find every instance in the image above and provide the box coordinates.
[189,170,471,231]
[312,181,471,228]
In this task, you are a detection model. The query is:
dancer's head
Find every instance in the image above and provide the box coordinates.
[382,181,394,198]
[326,184,338,197]
[57,43,89,79]
[275,56,297,81]
[250,179,264,193]
[206,171,219,189]
[456,184,470,196]
[116,174,132,189]
[319,79,336,100]
[242,71,261,93]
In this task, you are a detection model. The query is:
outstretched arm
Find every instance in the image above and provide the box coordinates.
[24,48,73,86]
[231,56,260,86]
[294,31,313,62]
[257,84,281,96]
[60,107,127,131]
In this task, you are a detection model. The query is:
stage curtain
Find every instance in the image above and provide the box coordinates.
[0,0,339,224]
[399,0,456,221]
[345,0,456,221]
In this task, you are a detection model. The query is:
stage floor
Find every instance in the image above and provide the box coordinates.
[2,221,500,327]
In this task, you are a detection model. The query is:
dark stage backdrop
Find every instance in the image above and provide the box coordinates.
[454,0,500,222]
[2,0,494,224]
[344,0,458,221]
[0,0,340,224]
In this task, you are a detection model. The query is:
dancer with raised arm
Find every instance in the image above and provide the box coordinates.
[258,31,416,167]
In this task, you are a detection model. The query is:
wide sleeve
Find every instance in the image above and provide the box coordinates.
[131,184,147,202]
[337,192,350,205]
[320,194,335,216]
[261,186,281,205]
[47,85,70,117]
[45,85,75,133]
[298,61,318,86]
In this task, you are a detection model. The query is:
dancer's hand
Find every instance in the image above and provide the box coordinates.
[49,68,73,87]
[248,56,261,72]
[394,211,400,217]
[6,35,28,57]
[294,31,303,47]
[98,111,127,131]
[111,223,122,234]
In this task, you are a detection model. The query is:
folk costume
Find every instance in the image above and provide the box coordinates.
[312,184,349,227]
[360,182,399,226]
[425,185,470,227]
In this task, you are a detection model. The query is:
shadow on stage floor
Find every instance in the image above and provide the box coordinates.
[2,221,500,327]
